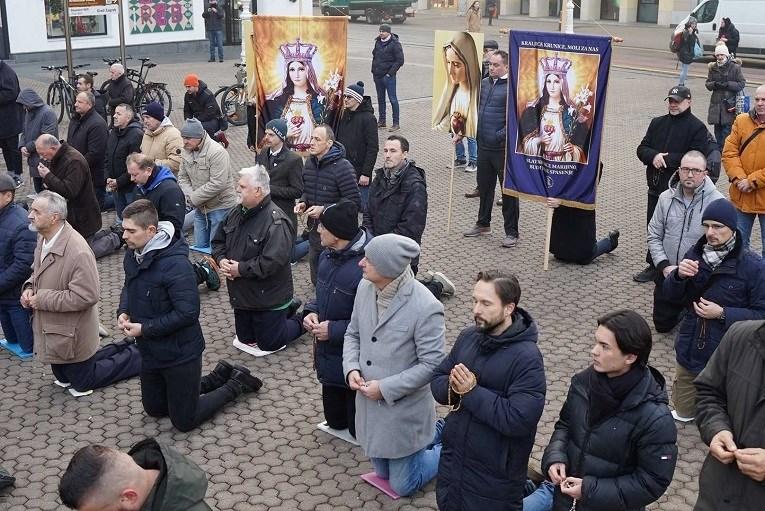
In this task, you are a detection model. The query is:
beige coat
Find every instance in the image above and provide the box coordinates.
[141,121,183,174]
[24,222,100,365]
[467,8,481,32]
[178,133,237,213]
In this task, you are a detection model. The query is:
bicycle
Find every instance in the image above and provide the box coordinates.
[43,63,92,123]
[214,63,248,127]
[102,56,173,116]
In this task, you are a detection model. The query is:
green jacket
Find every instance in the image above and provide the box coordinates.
[129,438,212,511]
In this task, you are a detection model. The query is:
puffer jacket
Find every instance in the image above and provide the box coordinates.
[211,196,294,311]
[105,117,143,192]
[183,81,220,123]
[336,95,379,179]
[66,108,108,189]
[135,165,186,236]
[663,235,765,373]
[0,203,35,303]
[16,89,58,176]
[308,228,370,387]
[119,227,204,370]
[542,366,677,511]
[477,75,508,151]
[371,34,404,77]
[301,142,361,209]
[647,173,724,272]
[0,61,22,138]
[431,308,546,511]
[141,118,183,174]
[705,58,745,127]
[178,133,236,213]
[723,110,765,213]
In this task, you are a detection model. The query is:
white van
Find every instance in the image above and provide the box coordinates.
[677,0,765,56]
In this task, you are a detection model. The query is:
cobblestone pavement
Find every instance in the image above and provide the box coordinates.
[0,11,758,510]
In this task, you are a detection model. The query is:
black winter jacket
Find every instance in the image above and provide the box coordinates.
[371,34,404,77]
[0,203,35,303]
[102,74,135,110]
[202,6,224,31]
[183,81,220,123]
[542,366,678,511]
[105,118,144,192]
[300,142,361,210]
[66,108,108,188]
[663,235,765,374]
[718,21,740,56]
[212,197,294,311]
[477,75,508,151]
[678,28,698,65]
[431,309,546,511]
[0,61,22,138]
[255,146,304,230]
[135,165,186,237]
[119,234,204,370]
[636,108,709,196]
[307,228,370,387]
[336,96,379,179]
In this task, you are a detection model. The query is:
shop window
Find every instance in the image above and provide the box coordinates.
[45,0,107,38]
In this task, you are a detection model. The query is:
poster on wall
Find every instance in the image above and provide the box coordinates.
[128,0,194,34]
[252,16,348,152]
[431,30,484,140]
[505,30,611,208]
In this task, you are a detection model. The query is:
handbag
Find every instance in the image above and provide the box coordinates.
[723,95,737,113]
[693,40,703,59]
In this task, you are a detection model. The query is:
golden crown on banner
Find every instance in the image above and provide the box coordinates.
[539,53,572,76]
[279,39,318,62]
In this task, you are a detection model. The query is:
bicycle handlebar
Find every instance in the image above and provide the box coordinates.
[41,63,90,71]
[102,56,133,65]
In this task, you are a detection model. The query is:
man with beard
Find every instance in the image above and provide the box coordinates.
[431,271,545,510]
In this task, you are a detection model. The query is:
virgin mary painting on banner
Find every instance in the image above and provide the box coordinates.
[253,17,348,152]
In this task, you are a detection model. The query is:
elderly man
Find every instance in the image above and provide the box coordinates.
[178,118,236,253]
[101,63,134,115]
[0,173,36,356]
[0,60,22,188]
[663,198,765,422]
[295,124,360,285]
[67,91,108,208]
[343,233,446,497]
[183,73,227,146]
[140,101,182,174]
[16,88,58,193]
[59,438,212,510]
[212,165,300,356]
[105,103,143,224]
[75,73,106,119]
[723,84,765,255]
[21,191,140,396]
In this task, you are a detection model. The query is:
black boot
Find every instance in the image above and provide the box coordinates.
[226,369,263,395]
[200,361,251,394]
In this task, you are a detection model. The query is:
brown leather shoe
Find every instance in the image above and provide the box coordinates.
[464,187,480,198]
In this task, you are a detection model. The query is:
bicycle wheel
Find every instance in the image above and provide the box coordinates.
[138,85,173,117]
[46,82,65,123]
[220,84,247,127]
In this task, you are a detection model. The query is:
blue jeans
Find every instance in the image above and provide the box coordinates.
[736,210,765,255]
[373,74,399,125]
[114,189,136,223]
[0,302,33,353]
[359,185,369,213]
[455,136,477,164]
[523,481,555,511]
[678,62,689,85]
[714,123,732,150]
[193,208,229,249]
[208,30,224,60]
[291,239,309,263]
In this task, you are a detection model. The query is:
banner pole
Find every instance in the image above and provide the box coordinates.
[446,142,456,234]
[543,207,553,271]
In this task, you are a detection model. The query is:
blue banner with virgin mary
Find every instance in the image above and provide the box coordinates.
[505,31,611,208]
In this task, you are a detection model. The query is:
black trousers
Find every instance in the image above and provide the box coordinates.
[0,135,22,175]
[308,227,322,286]
[652,279,684,333]
[476,148,519,237]
[322,385,356,438]
[645,193,660,267]
[51,342,141,393]
[141,355,238,432]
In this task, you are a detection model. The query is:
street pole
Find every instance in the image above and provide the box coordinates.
[565,0,574,34]
[240,1,252,65]
[117,0,127,64]
[63,0,74,80]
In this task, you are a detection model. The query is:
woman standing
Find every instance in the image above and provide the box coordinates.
[717,17,740,57]
[705,44,745,148]
[466,1,481,33]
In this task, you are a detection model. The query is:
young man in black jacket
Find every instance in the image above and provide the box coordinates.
[371,25,404,131]
[119,200,262,432]
[183,73,227,146]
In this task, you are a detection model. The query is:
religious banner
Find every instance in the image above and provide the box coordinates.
[128,0,194,34]
[505,31,612,208]
[431,30,484,139]
[252,16,347,153]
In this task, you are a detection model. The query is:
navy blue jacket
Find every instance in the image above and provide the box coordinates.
[301,142,361,210]
[135,165,186,237]
[477,75,508,151]
[542,366,677,511]
[306,228,370,387]
[431,308,546,511]
[0,203,35,303]
[119,236,204,370]
[371,34,404,78]
[663,234,765,373]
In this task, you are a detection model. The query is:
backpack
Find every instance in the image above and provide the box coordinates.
[670,31,683,53]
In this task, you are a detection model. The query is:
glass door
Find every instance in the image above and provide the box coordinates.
[637,0,659,23]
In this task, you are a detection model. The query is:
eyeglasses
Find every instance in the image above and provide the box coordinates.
[343,95,353,99]
[679,167,706,175]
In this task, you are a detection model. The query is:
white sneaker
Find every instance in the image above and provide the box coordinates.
[671,410,694,422]
[432,272,456,296]
[54,379,71,388]
[464,162,477,173]
[233,336,286,357]
[68,388,94,397]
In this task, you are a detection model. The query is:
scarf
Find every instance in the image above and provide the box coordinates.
[587,365,644,426]
[702,232,736,270]
[375,266,414,322]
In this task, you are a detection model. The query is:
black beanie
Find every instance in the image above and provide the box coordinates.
[702,198,738,231]
[320,200,359,240]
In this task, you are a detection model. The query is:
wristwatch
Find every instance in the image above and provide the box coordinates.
[719,308,726,322]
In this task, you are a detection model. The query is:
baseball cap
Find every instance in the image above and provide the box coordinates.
[665,86,691,101]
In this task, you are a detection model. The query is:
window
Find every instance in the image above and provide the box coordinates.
[692,0,719,24]
[44,0,107,39]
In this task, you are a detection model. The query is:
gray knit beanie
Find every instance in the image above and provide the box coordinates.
[364,233,420,279]
[180,118,205,139]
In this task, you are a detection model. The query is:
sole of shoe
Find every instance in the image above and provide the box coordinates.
[464,229,491,237]
[501,238,518,248]
[68,388,94,397]
[671,410,694,422]
[233,336,286,357]
[433,272,456,295]
[54,379,71,388]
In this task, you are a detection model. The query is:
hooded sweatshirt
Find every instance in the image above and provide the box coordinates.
[16,89,58,175]
[134,221,174,264]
